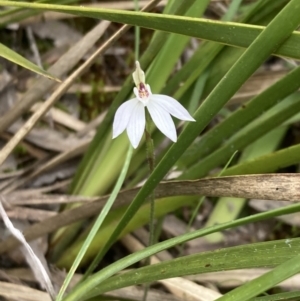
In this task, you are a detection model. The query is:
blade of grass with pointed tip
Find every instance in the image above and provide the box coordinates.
[0,43,59,81]
[223,142,300,176]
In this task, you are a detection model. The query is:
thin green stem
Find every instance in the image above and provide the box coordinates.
[57,145,134,301]
[143,111,155,301]
[134,0,140,60]
[145,112,155,246]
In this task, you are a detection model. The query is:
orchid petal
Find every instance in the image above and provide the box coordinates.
[147,100,177,142]
[112,98,139,139]
[151,94,195,121]
[126,101,145,148]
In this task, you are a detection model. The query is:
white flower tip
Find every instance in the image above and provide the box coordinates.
[132,60,145,87]
[127,132,141,149]
[135,61,140,69]
[112,124,121,139]
[180,113,196,122]
[112,123,120,140]
[180,111,195,122]
[171,136,177,143]
[132,142,139,149]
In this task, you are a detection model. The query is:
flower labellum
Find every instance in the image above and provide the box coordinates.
[113,61,195,148]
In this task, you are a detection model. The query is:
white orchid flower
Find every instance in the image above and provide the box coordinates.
[112,61,195,149]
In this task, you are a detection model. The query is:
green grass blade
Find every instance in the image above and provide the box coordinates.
[252,291,300,301]
[0,43,59,81]
[1,1,300,59]
[182,92,300,180]
[179,64,300,168]
[223,142,300,176]
[214,253,300,301]
[83,237,300,295]
[145,0,210,92]
[92,245,300,301]
[223,0,243,21]
[163,0,279,99]
[165,42,224,99]
[0,0,80,26]
[62,201,300,301]
[56,145,133,301]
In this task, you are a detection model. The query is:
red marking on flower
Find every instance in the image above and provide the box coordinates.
[138,83,150,99]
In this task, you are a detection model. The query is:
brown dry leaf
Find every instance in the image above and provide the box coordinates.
[229,70,287,105]
[5,193,97,206]
[0,173,298,254]
[160,278,221,301]
[0,281,51,301]
[2,268,180,301]
[14,179,71,195]
[186,268,300,290]
[32,21,82,47]
[163,215,191,239]
[67,83,120,94]
[0,69,12,92]
[8,120,90,152]
[30,102,88,133]
[108,286,181,301]
[249,199,300,226]
[0,132,49,162]
[6,207,56,222]
[3,142,89,194]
